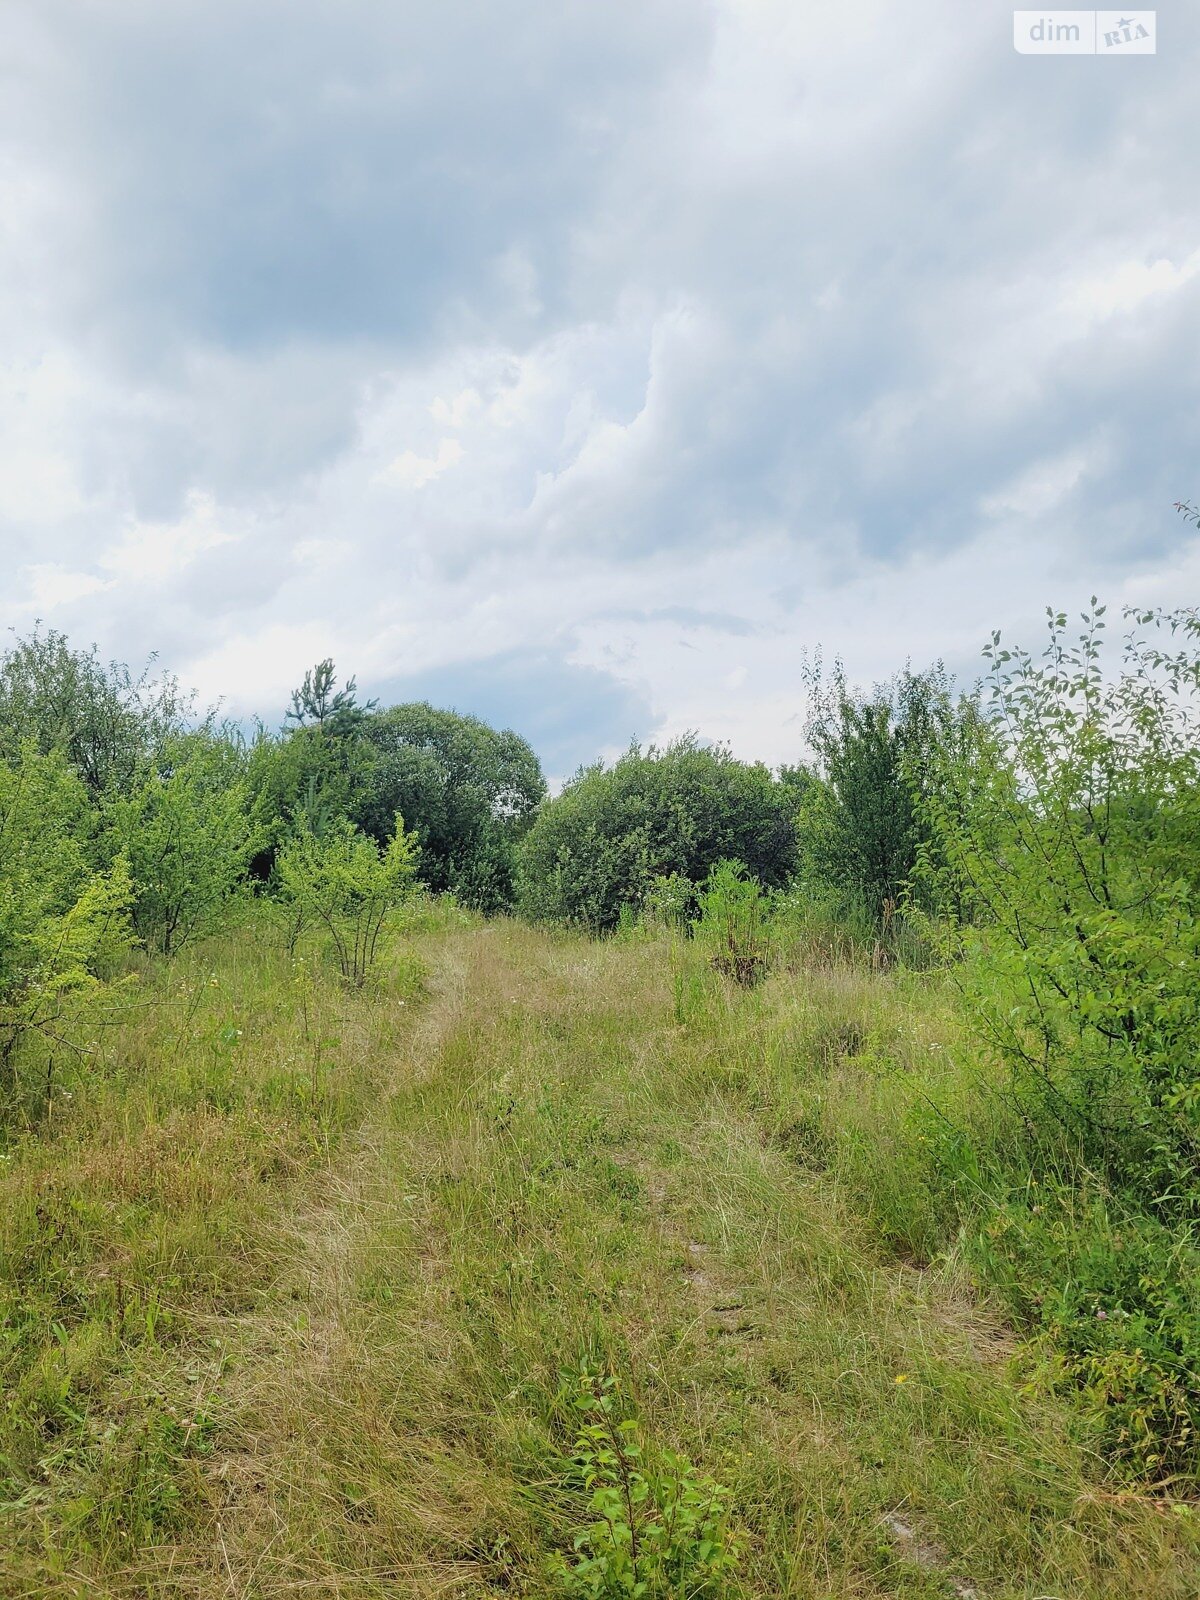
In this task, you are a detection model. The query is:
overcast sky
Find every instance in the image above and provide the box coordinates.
[2,2,1197,778]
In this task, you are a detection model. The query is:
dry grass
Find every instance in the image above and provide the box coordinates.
[1,911,1197,1597]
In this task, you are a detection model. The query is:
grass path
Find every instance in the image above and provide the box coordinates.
[5,919,1196,1597]
[176,923,1194,1598]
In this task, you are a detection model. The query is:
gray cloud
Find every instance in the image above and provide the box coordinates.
[2,1,1199,775]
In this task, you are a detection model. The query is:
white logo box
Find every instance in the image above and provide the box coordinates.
[1013,11,1156,55]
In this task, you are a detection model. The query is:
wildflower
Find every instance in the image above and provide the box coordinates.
[1095,1308,1108,1320]
[894,1374,909,1385]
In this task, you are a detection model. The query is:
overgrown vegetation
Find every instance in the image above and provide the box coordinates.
[913,602,1200,1477]
[277,815,419,986]
[517,738,797,931]
[2,595,1200,1594]
[922,604,1200,1215]
[552,1366,740,1598]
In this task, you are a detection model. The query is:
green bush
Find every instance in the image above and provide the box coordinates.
[356,703,545,912]
[0,628,189,798]
[901,599,1200,1480]
[971,1186,1200,1478]
[795,660,974,939]
[104,734,264,956]
[517,738,797,932]
[277,815,419,986]
[694,861,771,986]
[551,1367,740,1598]
[919,602,1200,1215]
[247,719,376,848]
[642,872,696,932]
[0,747,134,1094]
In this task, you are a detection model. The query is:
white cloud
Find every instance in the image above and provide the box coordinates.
[377,437,465,490]
[429,388,480,428]
[185,622,345,713]
[18,563,111,613]
[1065,249,1200,324]
[0,352,91,523]
[0,0,1197,771]
[98,492,237,585]
[981,448,1094,519]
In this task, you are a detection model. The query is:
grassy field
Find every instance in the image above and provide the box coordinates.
[2,908,1197,1597]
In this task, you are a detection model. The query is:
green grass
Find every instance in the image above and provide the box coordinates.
[1,908,1197,1596]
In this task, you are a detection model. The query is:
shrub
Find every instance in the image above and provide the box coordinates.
[277,816,419,986]
[517,738,797,932]
[356,703,545,912]
[796,660,973,938]
[0,748,134,1092]
[247,720,376,852]
[104,735,263,956]
[971,1186,1200,1478]
[0,627,189,798]
[643,872,696,932]
[919,602,1200,1215]
[551,1367,740,1599]
[694,861,771,986]
[906,599,1200,1480]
